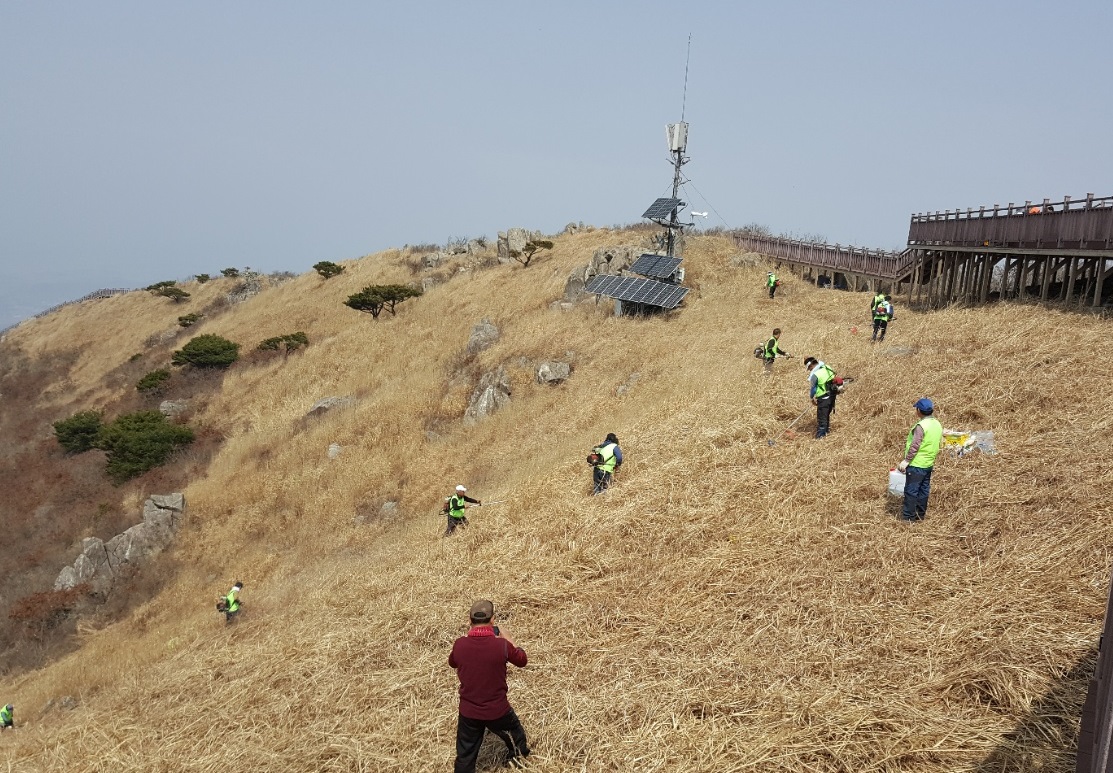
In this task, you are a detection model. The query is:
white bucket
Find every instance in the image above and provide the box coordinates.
[888,468,906,497]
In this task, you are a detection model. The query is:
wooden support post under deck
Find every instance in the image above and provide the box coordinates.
[979,254,993,302]
[1040,256,1052,301]
[1066,257,1079,302]
[1093,258,1106,307]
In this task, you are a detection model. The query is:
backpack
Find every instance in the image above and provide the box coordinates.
[753,344,766,360]
[216,598,229,613]
[586,450,603,467]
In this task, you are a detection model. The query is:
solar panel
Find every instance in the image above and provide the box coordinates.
[630,253,683,279]
[584,274,690,310]
[642,197,681,220]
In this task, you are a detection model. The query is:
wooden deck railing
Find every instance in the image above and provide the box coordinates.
[733,234,917,280]
[909,194,1113,252]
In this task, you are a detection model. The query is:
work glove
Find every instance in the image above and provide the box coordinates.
[897,460,909,473]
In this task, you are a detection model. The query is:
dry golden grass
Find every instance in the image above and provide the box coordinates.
[3,230,1111,771]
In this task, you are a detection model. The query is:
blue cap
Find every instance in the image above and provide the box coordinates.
[914,398,934,413]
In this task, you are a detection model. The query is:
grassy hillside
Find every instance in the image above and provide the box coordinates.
[2,229,1110,772]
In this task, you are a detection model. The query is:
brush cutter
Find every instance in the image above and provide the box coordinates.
[767,407,810,446]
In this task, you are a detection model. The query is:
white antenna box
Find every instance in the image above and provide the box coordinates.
[666,122,688,152]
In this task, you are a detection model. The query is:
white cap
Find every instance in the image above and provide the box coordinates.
[456,485,466,492]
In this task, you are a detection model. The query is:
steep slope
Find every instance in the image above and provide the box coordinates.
[2,230,1110,772]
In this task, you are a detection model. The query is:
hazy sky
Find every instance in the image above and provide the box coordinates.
[2,1,1111,328]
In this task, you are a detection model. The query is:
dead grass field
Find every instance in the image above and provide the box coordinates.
[1,230,1111,772]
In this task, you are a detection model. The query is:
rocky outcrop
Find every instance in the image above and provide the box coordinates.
[54,494,185,593]
[464,366,511,423]
[564,245,641,303]
[497,228,543,262]
[307,396,356,417]
[466,319,500,356]
[159,399,190,417]
[536,361,571,385]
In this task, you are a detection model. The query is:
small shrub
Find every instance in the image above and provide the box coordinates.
[145,280,177,292]
[313,261,345,279]
[172,334,240,368]
[53,411,104,454]
[509,239,554,267]
[8,585,90,639]
[195,273,211,284]
[344,284,422,319]
[258,331,309,354]
[178,312,203,327]
[157,287,191,303]
[136,369,171,393]
[269,270,298,282]
[221,267,240,278]
[95,410,195,482]
[129,353,143,362]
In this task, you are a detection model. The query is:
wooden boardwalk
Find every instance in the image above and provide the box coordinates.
[735,194,1113,309]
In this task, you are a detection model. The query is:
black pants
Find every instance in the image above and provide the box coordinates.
[871,319,888,341]
[454,709,530,773]
[444,515,468,537]
[769,285,776,299]
[592,467,613,494]
[815,395,834,438]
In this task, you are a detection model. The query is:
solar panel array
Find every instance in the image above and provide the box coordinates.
[585,274,690,310]
[630,253,683,279]
[642,197,681,220]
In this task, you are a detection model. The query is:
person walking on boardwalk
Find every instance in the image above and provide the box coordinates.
[762,328,794,374]
[449,600,531,772]
[767,271,780,299]
[804,357,841,439]
[896,398,943,522]
[871,295,893,343]
[0,704,13,730]
[589,433,623,494]
[443,485,482,537]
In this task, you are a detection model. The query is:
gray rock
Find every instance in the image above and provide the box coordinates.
[158,400,190,417]
[380,501,399,518]
[149,493,185,514]
[563,269,587,303]
[327,442,342,459]
[423,253,445,268]
[466,239,485,254]
[308,396,357,417]
[421,276,441,292]
[464,366,512,422]
[537,361,571,385]
[466,319,499,356]
[497,228,542,260]
[590,245,640,277]
[54,565,78,591]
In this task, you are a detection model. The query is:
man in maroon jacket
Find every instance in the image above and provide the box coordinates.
[448,600,531,771]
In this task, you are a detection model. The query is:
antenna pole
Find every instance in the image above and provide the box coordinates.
[680,34,691,122]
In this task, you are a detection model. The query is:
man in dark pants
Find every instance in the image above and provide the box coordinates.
[897,398,943,521]
[449,600,530,772]
[804,357,838,439]
[443,485,482,537]
[871,295,893,343]
[591,433,623,494]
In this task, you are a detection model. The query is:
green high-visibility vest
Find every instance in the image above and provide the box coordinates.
[764,337,781,359]
[225,589,240,613]
[813,365,836,398]
[871,293,885,311]
[767,273,777,288]
[905,416,943,469]
[448,495,467,520]
[595,443,617,474]
[0,706,12,724]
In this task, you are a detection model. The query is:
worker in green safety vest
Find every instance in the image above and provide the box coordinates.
[896,398,943,521]
[767,271,779,300]
[870,291,886,316]
[762,328,794,374]
[591,433,623,494]
[0,703,13,730]
[443,485,482,537]
[804,357,841,438]
[221,582,243,624]
[871,295,893,343]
